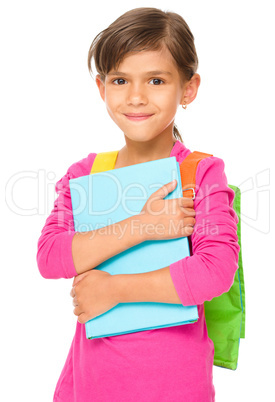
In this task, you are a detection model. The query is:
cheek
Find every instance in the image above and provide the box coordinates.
[159,99,179,119]
[105,93,124,115]
[153,90,178,111]
[105,96,118,116]
[105,99,125,128]
[106,106,118,125]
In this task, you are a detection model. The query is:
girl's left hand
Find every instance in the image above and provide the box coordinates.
[70,270,118,324]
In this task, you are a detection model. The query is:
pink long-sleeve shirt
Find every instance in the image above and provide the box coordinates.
[37,140,239,402]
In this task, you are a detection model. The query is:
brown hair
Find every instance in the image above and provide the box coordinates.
[87,7,199,143]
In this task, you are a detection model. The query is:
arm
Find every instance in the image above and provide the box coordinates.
[36,154,145,279]
[112,157,240,306]
[71,215,145,274]
[71,266,181,324]
[113,266,182,304]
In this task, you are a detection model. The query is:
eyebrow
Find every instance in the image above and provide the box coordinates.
[107,70,172,77]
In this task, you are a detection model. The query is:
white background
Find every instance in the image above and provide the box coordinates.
[1,1,274,401]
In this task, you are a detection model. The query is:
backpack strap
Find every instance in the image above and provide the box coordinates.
[90,151,119,174]
[179,151,213,199]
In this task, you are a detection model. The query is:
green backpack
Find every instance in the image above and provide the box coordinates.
[204,184,245,369]
[179,151,245,370]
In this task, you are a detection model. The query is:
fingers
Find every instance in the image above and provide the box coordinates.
[73,276,79,287]
[71,285,79,311]
[178,198,195,214]
[73,305,83,317]
[180,206,196,216]
[71,281,85,322]
[182,225,195,236]
[73,272,87,286]
[77,313,87,324]
[179,197,194,208]
[74,306,87,325]
[70,286,75,298]
[184,216,196,227]
[153,180,177,200]
[70,286,78,309]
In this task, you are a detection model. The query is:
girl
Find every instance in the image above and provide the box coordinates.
[37,7,239,402]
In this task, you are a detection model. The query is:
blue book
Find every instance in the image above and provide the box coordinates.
[69,156,198,339]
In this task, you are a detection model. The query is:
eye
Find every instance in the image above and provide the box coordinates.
[149,78,164,85]
[113,78,127,85]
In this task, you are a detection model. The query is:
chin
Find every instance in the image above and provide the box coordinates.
[122,127,157,140]
[124,133,157,143]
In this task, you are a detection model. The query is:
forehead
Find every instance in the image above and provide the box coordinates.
[108,47,179,75]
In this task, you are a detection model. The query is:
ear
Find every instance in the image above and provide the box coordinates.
[180,73,201,107]
[96,74,106,102]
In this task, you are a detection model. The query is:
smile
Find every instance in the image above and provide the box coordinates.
[124,113,154,121]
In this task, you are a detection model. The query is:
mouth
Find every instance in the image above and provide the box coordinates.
[124,113,154,121]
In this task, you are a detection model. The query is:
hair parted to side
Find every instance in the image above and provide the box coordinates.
[87,7,199,143]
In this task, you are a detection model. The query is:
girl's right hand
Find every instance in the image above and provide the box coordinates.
[139,179,196,241]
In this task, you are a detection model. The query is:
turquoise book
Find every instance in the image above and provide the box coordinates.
[69,156,198,339]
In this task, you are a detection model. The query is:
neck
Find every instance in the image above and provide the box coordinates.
[121,135,176,166]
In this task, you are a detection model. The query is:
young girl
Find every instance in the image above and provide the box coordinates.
[37,7,239,401]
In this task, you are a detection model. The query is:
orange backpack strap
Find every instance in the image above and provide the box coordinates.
[180,151,213,199]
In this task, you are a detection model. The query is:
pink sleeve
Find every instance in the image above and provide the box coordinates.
[36,153,97,279]
[169,156,240,306]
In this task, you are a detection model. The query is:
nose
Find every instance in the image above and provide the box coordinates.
[126,83,148,106]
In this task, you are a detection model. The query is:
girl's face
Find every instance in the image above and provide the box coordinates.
[96,46,199,144]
